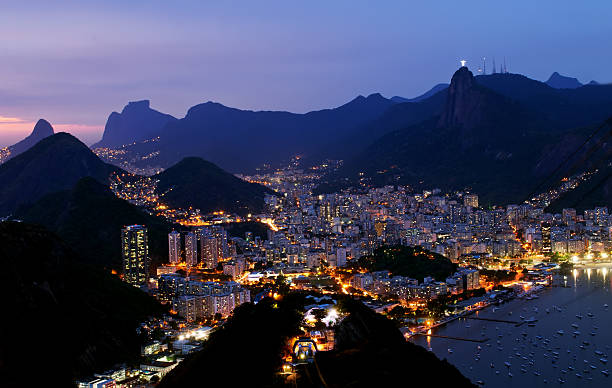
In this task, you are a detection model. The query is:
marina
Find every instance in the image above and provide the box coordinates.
[410,267,612,387]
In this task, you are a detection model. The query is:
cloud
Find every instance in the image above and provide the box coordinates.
[0,118,102,147]
[0,115,27,123]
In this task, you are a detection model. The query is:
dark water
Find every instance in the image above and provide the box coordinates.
[410,268,612,387]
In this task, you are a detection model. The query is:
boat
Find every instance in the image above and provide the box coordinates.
[490,363,494,368]
[534,371,541,376]
[590,365,597,369]
[448,348,453,354]
[568,366,575,370]
[573,331,581,336]
[595,350,604,356]
[576,373,582,378]
[557,330,565,335]
[601,358,608,364]
[602,370,609,376]
[572,323,579,328]
[587,312,594,318]
[591,332,597,336]
[508,372,513,377]
[558,378,565,383]
[504,361,511,368]
[576,314,584,319]
[476,381,484,386]
[604,304,609,308]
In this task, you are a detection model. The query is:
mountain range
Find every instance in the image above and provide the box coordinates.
[0,132,119,215]
[15,177,175,268]
[315,67,612,206]
[1,132,273,218]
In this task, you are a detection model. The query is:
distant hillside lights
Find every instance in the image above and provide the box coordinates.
[122,225,150,287]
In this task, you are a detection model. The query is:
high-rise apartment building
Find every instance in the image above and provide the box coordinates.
[464,194,479,208]
[201,236,218,269]
[168,230,181,264]
[122,225,149,286]
[185,232,198,268]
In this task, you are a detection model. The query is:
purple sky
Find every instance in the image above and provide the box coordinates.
[1,0,611,147]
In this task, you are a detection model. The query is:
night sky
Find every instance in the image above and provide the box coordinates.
[1,0,611,146]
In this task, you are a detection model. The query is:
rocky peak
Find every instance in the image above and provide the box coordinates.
[31,119,54,137]
[437,67,481,128]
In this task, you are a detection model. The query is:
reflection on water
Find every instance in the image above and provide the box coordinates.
[410,268,612,387]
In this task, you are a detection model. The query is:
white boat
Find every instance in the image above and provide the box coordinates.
[557,330,565,335]
[504,361,511,368]
[601,358,608,364]
[448,348,453,354]
[602,370,609,376]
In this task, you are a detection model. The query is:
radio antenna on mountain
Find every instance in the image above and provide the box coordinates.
[482,57,486,75]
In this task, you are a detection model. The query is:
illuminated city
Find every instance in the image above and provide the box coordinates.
[2,2,612,388]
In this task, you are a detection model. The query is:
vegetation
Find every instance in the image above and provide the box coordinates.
[225,220,270,240]
[302,299,476,387]
[154,157,277,216]
[0,222,164,386]
[159,293,305,387]
[15,177,174,269]
[357,245,457,281]
[0,132,118,215]
[480,268,518,283]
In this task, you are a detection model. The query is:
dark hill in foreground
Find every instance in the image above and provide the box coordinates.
[159,294,474,387]
[0,132,119,215]
[154,157,277,216]
[15,177,174,269]
[310,299,475,387]
[0,222,164,387]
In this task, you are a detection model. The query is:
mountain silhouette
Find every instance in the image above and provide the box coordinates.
[154,157,277,216]
[15,177,174,268]
[315,67,569,203]
[545,71,582,89]
[93,100,177,148]
[109,94,397,172]
[3,119,54,161]
[391,83,449,103]
[0,132,119,215]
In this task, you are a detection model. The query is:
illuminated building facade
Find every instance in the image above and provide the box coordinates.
[168,230,181,264]
[185,232,198,268]
[122,225,149,286]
